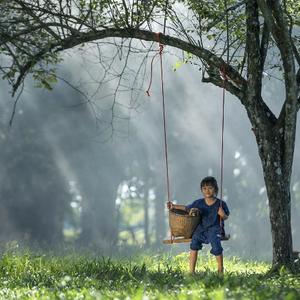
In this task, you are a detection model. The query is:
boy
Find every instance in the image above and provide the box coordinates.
[167,176,230,274]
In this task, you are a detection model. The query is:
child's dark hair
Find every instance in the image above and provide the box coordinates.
[200,176,219,195]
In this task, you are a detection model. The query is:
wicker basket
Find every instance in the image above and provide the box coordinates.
[169,208,201,239]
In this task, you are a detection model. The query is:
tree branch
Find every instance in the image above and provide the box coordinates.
[258,0,297,114]
[246,0,262,93]
[202,67,245,100]
[14,0,61,41]
[244,0,276,130]
[206,1,246,31]
[260,21,270,72]
[257,0,297,180]
[11,28,248,100]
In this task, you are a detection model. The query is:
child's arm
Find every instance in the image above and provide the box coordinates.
[167,202,188,211]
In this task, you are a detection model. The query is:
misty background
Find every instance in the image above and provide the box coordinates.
[0,42,300,261]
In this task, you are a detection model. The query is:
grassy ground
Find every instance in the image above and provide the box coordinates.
[0,251,299,299]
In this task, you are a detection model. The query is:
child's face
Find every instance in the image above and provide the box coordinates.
[201,184,215,198]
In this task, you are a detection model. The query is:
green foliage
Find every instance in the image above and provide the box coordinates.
[32,70,58,90]
[173,52,193,72]
[0,252,299,299]
[1,0,299,95]
[286,0,300,23]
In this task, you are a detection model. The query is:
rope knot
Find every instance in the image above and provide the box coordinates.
[219,64,229,81]
[156,32,164,54]
[159,43,164,55]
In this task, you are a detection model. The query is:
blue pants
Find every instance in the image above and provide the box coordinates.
[190,225,223,256]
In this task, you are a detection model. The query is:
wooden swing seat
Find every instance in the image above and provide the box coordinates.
[163,237,192,244]
[163,234,230,244]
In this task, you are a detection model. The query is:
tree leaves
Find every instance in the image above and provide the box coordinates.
[32,70,58,90]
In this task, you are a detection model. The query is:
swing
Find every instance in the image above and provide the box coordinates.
[146,37,231,244]
[146,1,231,245]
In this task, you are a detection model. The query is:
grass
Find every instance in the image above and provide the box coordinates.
[0,250,299,299]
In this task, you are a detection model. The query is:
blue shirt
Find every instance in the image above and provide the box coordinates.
[186,198,230,231]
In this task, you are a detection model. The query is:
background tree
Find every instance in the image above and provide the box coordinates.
[0,74,126,249]
[0,0,300,268]
[0,97,69,246]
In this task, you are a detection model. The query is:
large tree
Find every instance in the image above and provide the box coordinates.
[0,0,300,268]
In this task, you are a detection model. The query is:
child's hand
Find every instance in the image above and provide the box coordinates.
[189,208,199,216]
[167,201,173,209]
[218,207,227,219]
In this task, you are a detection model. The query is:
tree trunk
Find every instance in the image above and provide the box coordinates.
[144,193,150,246]
[154,186,166,245]
[256,130,294,267]
[264,170,293,266]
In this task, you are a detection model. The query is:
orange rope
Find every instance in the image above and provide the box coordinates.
[146,33,171,203]
[219,65,227,236]
[219,0,230,234]
[220,65,227,200]
[220,0,230,201]
[159,45,171,203]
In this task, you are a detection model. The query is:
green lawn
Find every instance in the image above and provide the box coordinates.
[0,251,299,299]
